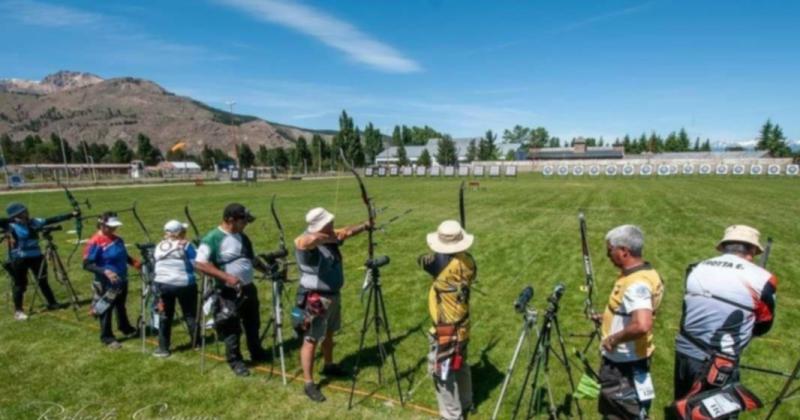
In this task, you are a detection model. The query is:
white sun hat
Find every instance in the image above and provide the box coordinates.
[717,224,763,254]
[103,216,123,227]
[164,220,188,233]
[426,220,474,254]
[306,207,335,233]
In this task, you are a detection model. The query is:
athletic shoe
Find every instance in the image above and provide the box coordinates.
[153,348,171,358]
[232,363,250,377]
[120,327,138,338]
[106,340,122,350]
[14,311,28,321]
[321,363,349,377]
[304,382,326,402]
[46,302,60,311]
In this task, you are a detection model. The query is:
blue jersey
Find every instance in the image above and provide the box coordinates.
[83,231,131,285]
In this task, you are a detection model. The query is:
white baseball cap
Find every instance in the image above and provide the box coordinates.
[103,216,123,228]
[426,220,474,254]
[305,207,335,233]
[164,220,188,234]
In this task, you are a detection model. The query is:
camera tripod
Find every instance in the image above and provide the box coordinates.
[258,255,290,385]
[28,226,81,320]
[135,243,156,353]
[348,255,404,409]
[493,301,539,419]
[513,285,583,420]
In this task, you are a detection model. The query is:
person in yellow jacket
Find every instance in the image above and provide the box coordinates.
[419,220,477,420]
[591,225,664,420]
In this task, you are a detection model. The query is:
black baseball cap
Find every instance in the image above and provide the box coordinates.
[223,203,255,222]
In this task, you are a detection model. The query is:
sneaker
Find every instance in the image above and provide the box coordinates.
[120,327,138,338]
[232,363,250,377]
[321,363,349,377]
[46,302,60,311]
[106,340,122,350]
[153,348,171,358]
[14,311,28,321]
[304,382,326,402]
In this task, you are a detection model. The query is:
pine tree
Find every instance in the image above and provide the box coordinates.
[238,144,255,168]
[362,123,383,164]
[110,139,133,163]
[436,135,458,166]
[397,142,409,166]
[466,139,478,162]
[417,149,432,167]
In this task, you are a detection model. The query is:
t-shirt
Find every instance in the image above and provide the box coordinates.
[601,263,664,362]
[196,227,254,285]
[154,238,197,287]
[295,238,344,293]
[676,253,777,360]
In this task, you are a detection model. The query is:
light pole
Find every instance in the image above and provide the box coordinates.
[226,101,239,168]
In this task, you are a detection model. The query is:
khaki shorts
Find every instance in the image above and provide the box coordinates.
[304,293,341,342]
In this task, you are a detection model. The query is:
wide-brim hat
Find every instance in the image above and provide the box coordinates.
[426,220,474,254]
[717,224,763,254]
[306,207,334,233]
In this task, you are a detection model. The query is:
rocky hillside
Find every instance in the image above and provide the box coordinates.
[0,71,332,153]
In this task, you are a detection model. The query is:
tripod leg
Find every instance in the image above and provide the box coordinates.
[766,358,800,419]
[373,284,385,385]
[348,275,376,409]
[375,282,405,405]
[493,316,535,420]
[527,324,552,419]
[512,320,550,420]
[28,265,46,315]
[554,316,583,420]
[52,249,80,320]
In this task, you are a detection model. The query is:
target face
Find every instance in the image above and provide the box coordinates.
[749,165,763,175]
[623,165,634,176]
[682,164,695,175]
[715,164,728,175]
[787,164,799,176]
[542,165,554,176]
[572,166,585,176]
[640,164,653,176]
[699,164,712,175]
[558,166,569,176]
[657,164,670,176]
[605,165,618,176]
[732,165,745,175]
[767,164,780,175]
[588,166,600,176]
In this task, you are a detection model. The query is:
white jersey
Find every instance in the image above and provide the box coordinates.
[153,239,196,287]
[676,253,777,360]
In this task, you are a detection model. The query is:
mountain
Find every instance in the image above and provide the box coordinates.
[0,71,333,154]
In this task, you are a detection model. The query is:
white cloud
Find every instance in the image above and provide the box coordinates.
[556,2,655,33]
[216,0,421,73]
[0,0,101,27]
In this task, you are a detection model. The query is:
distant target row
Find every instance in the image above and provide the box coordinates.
[364,165,518,177]
[541,162,800,177]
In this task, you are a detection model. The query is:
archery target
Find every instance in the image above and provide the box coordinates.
[377,167,387,177]
[682,164,695,175]
[787,164,799,176]
[505,166,518,177]
[767,164,780,175]
[749,165,763,176]
[473,166,485,177]
[444,166,455,176]
[715,164,728,175]
[605,165,618,176]
[670,164,679,175]
[557,165,569,176]
[458,166,470,176]
[588,165,600,176]
[572,165,585,176]
[430,166,442,176]
[401,166,413,176]
[415,166,427,176]
[622,165,635,176]
[542,165,554,176]
[699,164,712,175]
[732,164,745,175]
[657,164,670,176]
[639,164,653,176]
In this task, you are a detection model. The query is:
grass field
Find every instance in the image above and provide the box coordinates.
[1,174,798,419]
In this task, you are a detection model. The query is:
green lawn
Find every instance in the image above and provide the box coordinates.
[1,174,798,419]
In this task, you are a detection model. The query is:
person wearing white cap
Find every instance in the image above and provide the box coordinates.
[194,203,269,377]
[83,212,142,349]
[294,207,371,402]
[673,225,778,404]
[151,220,199,358]
[419,220,477,420]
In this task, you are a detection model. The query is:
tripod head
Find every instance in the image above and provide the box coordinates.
[545,283,566,314]
[365,255,389,270]
[514,286,534,313]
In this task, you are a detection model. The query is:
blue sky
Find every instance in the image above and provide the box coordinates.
[1,0,798,144]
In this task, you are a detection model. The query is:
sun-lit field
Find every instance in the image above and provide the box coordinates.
[1,174,798,419]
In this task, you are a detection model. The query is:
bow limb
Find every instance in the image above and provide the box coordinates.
[270,194,286,252]
[184,205,201,246]
[61,184,83,266]
[131,201,153,244]
[459,180,466,229]
[339,148,375,261]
